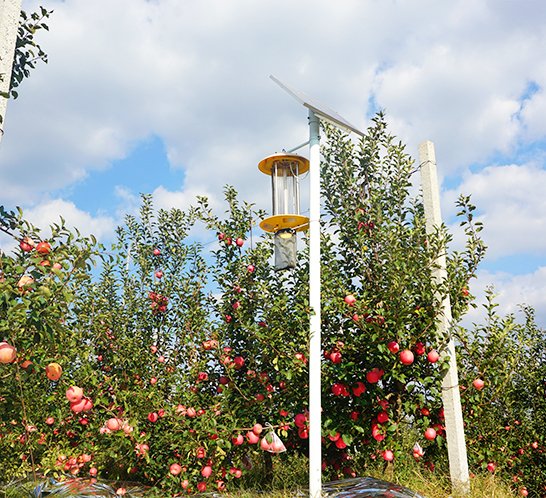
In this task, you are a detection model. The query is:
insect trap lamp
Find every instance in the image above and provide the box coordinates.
[258,153,309,270]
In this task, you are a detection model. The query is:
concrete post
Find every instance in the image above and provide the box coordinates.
[308,109,322,498]
[0,0,23,145]
[419,140,470,493]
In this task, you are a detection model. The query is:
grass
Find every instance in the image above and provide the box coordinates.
[225,451,519,498]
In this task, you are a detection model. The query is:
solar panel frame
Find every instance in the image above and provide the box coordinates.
[270,75,365,137]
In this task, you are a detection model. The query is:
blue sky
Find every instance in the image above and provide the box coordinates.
[1,0,546,327]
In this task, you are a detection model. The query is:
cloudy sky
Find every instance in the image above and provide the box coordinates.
[1,0,546,328]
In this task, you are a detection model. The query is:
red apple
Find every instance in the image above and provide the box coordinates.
[147,412,158,423]
[427,350,439,363]
[197,483,207,493]
[424,427,437,440]
[344,295,356,306]
[330,351,342,363]
[377,411,388,423]
[473,378,484,390]
[382,450,394,461]
[150,377,157,385]
[155,271,163,279]
[247,431,259,444]
[218,233,225,241]
[107,418,121,431]
[66,386,83,403]
[232,434,244,445]
[0,342,17,364]
[150,345,158,354]
[366,371,380,383]
[36,242,51,255]
[414,342,426,355]
[234,356,244,369]
[46,417,54,425]
[387,341,399,353]
[352,381,366,396]
[252,423,263,435]
[487,462,496,472]
[236,238,244,247]
[89,467,98,476]
[201,466,212,478]
[400,350,414,365]
[170,463,181,475]
[247,264,255,272]
[260,437,272,450]
[153,248,161,256]
[20,237,35,252]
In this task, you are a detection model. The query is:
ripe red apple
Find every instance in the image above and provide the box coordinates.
[366,371,380,383]
[387,341,399,353]
[153,248,161,256]
[247,431,259,444]
[427,350,439,363]
[260,437,272,451]
[330,351,342,363]
[247,264,255,272]
[400,350,414,365]
[424,427,437,440]
[487,462,496,472]
[107,418,121,431]
[89,467,98,476]
[17,276,34,289]
[155,271,163,279]
[382,450,394,461]
[234,356,244,369]
[150,345,157,354]
[187,407,197,417]
[0,342,17,364]
[150,377,157,385]
[352,381,366,396]
[335,438,347,449]
[414,342,425,355]
[46,417,54,425]
[170,463,181,475]
[252,423,263,435]
[232,434,244,445]
[147,412,158,423]
[377,411,388,423]
[36,242,51,255]
[473,378,484,390]
[158,356,165,363]
[20,237,35,252]
[218,233,225,241]
[201,466,212,478]
[66,386,83,403]
[236,238,244,247]
[295,413,307,428]
[344,294,356,306]
[520,488,528,496]
[197,483,207,493]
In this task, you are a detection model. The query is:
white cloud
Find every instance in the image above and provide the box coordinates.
[462,266,546,328]
[443,162,546,259]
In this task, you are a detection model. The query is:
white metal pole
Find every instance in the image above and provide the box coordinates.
[0,0,23,146]
[308,109,321,498]
[419,140,470,493]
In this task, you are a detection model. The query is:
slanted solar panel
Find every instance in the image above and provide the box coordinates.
[270,75,365,137]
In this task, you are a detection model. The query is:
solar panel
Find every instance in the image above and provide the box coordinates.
[270,75,365,137]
